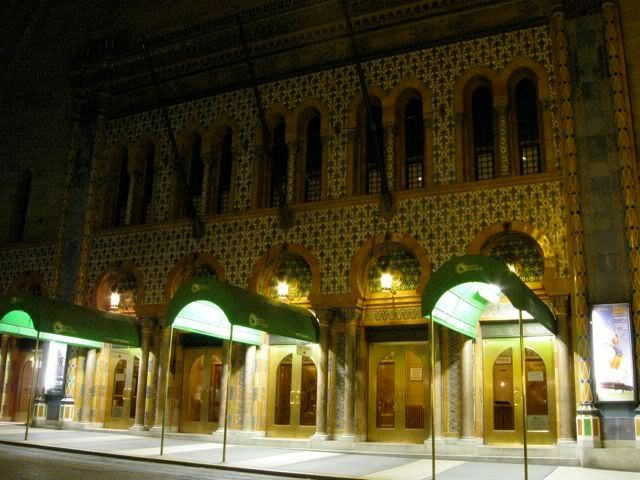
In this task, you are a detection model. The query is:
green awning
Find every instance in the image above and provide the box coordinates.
[421,255,555,339]
[167,277,319,345]
[0,294,140,348]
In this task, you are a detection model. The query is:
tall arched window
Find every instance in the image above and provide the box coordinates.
[269,119,288,208]
[188,132,204,215]
[303,113,322,202]
[216,128,233,214]
[140,142,155,224]
[9,169,32,241]
[471,86,495,180]
[403,96,424,189]
[513,78,542,175]
[364,101,385,194]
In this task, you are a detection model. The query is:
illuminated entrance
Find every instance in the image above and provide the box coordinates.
[267,345,319,438]
[181,347,223,434]
[105,348,141,429]
[483,336,556,445]
[166,277,319,460]
[368,342,428,443]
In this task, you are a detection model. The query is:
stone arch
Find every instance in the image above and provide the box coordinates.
[93,262,144,313]
[349,232,431,300]
[164,252,225,302]
[249,243,321,304]
[466,221,558,287]
[8,271,47,297]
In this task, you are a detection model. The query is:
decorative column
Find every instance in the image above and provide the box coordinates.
[384,124,396,191]
[215,340,230,436]
[252,335,269,435]
[461,335,475,441]
[242,345,257,433]
[200,149,214,216]
[145,326,160,429]
[72,349,86,423]
[286,141,298,204]
[80,348,97,425]
[327,319,339,436]
[601,0,640,448]
[170,335,184,432]
[339,309,358,441]
[0,335,8,418]
[552,4,600,447]
[553,297,576,442]
[151,325,171,431]
[496,105,510,176]
[131,322,152,431]
[1,338,17,420]
[432,324,443,442]
[124,164,140,226]
[355,323,368,440]
[312,312,331,441]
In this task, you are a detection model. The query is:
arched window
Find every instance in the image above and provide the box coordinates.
[363,100,385,195]
[9,169,32,241]
[471,86,495,180]
[138,142,155,225]
[513,78,542,175]
[216,128,233,214]
[402,96,424,190]
[188,132,204,215]
[303,112,322,202]
[269,119,288,208]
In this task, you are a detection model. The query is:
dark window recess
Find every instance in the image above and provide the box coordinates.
[10,169,32,241]
[115,149,130,226]
[141,145,154,224]
[217,129,233,214]
[515,79,541,175]
[404,98,424,189]
[305,115,322,202]
[271,120,288,207]
[366,104,385,194]
[472,87,495,180]
[189,133,204,214]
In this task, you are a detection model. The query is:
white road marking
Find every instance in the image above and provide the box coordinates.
[363,459,465,480]
[114,442,223,456]
[231,450,341,469]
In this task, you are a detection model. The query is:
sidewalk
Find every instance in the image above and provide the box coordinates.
[0,425,638,480]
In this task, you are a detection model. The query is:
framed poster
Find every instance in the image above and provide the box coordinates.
[591,303,636,402]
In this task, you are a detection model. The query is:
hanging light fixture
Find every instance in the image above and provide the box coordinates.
[380,272,393,292]
[277,280,289,299]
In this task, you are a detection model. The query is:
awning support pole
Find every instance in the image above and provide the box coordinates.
[519,309,529,480]
[24,331,40,441]
[222,323,234,463]
[160,325,174,456]
[430,317,436,480]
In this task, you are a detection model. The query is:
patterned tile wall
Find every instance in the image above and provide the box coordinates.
[0,243,58,295]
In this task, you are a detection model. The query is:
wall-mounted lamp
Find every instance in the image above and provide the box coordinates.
[277,281,289,299]
[110,291,121,310]
[380,272,396,295]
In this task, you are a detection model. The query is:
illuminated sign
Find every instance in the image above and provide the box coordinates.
[591,303,636,402]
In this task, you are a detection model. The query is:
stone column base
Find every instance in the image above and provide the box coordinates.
[129,424,148,432]
[635,413,640,447]
[310,432,331,442]
[576,412,602,448]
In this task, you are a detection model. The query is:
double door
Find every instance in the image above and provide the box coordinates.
[180,348,223,434]
[105,349,140,428]
[267,345,318,438]
[482,337,556,445]
[368,343,429,443]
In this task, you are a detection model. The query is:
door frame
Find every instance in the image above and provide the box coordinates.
[104,349,140,429]
[266,344,319,438]
[180,347,222,434]
[367,341,429,443]
[482,336,557,446]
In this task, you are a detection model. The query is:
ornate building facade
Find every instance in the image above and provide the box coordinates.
[1,0,640,468]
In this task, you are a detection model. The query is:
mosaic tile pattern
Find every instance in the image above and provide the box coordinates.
[0,243,58,296]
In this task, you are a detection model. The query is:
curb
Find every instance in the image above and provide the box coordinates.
[0,439,362,480]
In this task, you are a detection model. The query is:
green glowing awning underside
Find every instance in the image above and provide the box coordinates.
[0,294,140,348]
[422,255,556,339]
[167,277,319,345]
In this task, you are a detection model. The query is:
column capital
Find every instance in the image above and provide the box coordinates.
[315,309,333,327]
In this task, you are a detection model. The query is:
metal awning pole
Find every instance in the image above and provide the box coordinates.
[160,325,174,456]
[519,309,528,480]
[430,316,436,480]
[24,331,40,441]
[222,323,234,463]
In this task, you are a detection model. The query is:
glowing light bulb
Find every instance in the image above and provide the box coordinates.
[380,272,393,292]
[110,291,121,309]
[277,281,289,299]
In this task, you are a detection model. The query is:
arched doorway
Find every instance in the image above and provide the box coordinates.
[180,349,223,433]
[482,337,556,445]
[15,354,35,422]
[267,347,318,438]
[368,343,429,443]
[105,349,140,429]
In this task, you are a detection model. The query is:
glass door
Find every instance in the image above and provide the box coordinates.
[267,345,318,438]
[105,349,140,428]
[180,348,222,434]
[482,337,556,445]
[368,343,428,443]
